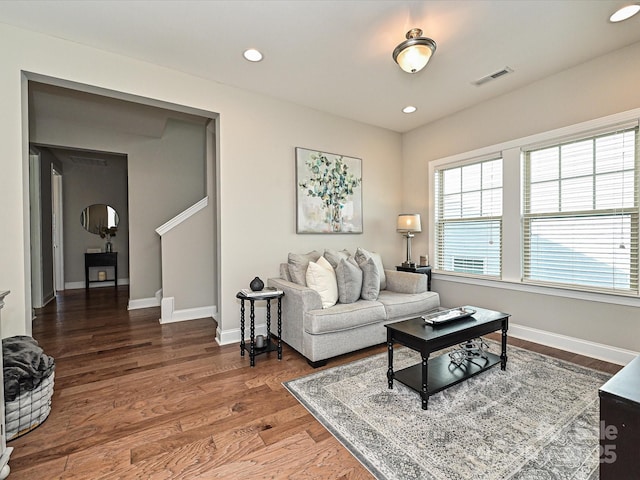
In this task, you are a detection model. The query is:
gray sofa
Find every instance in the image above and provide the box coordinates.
[267,248,440,367]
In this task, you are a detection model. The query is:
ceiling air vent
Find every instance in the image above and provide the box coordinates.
[472,67,514,86]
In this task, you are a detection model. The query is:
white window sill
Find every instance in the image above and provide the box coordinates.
[432,271,640,308]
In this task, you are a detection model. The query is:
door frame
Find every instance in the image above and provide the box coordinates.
[52,167,64,292]
[29,151,43,310]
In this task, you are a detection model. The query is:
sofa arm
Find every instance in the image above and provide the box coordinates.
[268,277,323,310]
[267,277,323,355]
[384,269,428,294]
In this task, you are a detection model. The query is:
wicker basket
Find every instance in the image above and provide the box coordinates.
[5,371,54,441]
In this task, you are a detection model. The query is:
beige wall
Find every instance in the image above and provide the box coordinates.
[59,155,129,286]
[403,41,640,355]
[0,23,402,339]
[160,120,216,315]
[161,204,214,311]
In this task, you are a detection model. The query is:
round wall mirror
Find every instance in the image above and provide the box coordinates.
[80,204,119,235]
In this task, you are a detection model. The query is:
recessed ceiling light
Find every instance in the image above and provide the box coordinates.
[402,106,417,114]
[609,4,640,22]
[243,49,263,62]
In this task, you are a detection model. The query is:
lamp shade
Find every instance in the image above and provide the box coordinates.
[397,214,422,233]
[392,29,437,74]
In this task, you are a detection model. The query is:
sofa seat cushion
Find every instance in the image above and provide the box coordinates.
[378,290,440,320]
[304,300,386,335]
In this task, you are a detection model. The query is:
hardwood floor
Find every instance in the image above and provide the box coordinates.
[8,287,621,479]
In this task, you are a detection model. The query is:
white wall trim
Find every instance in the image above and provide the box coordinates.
[509,322,638,366]
[29,153,43,309]
[155,197,208,236]
[159,296,216,324]
[218,318,637,365]
[65,278,130,290]
[216,324,269,346]
[128,296,160,310]
[433,273,640,308]
[41,292,55,308]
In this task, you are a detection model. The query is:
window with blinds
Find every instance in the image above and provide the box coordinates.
[522,127,639,294]
[434,158,503,277]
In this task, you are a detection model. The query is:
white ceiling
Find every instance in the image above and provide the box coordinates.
[2,0,640,133]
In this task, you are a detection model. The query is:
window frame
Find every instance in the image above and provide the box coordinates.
[427,108,640,305]
[433,156,504,279]
[521,127,639,294]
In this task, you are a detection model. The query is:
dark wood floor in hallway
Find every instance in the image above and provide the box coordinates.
[8,287,621,479]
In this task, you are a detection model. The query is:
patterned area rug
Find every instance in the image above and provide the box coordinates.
[284,341,611,480]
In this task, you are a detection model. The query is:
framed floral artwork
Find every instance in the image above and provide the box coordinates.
[296,147,363,233]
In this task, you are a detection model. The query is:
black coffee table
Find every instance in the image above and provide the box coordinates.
[386,306,509,410]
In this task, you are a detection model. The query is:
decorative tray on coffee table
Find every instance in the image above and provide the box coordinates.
[421,307,477,326]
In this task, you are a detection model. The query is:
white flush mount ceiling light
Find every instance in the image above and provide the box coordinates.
[243,48,263,62]
[402,106,417,114]
[609,4,640,22]
[392,28,437,73]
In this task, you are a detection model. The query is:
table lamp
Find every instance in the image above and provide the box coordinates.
[397,213,422,267]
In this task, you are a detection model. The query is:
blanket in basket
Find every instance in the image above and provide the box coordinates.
[2,335,55,401]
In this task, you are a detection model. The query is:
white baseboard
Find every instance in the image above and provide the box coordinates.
[42,291,55,307]
[159,296,216,324]
[128,296,160,310]
[65,278,130,290]
[216,324,269,346]
[509,323,638,366]
[219,321,636,365]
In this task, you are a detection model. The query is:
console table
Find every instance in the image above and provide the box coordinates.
[396,265,432,291]
[85,252,118,291]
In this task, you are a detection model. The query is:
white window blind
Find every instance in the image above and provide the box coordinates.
[435,158,503,277]
[522,127,639,294]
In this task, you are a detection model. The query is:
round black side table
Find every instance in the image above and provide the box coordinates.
[236,290,284,367]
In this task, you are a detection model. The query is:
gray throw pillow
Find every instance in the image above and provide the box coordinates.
[335,257,363,304]
[288,250,322,286]
[279,263,292,282]
[355,247,386,290]
[323,248,351,269]
[356,256,380,300]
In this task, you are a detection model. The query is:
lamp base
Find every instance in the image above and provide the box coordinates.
[401,261,416,268]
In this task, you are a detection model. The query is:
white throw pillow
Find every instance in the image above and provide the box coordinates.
[306,256,339,308]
